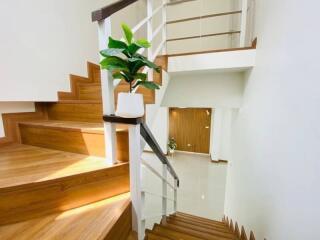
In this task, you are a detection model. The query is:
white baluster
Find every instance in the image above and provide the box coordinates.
[147,0,154,82]
[162,164,168,218]
[128,124,144,240]
[162,0,167,54]
[239,0,248,47]
[174,179,178,212]
[98,18,117,165]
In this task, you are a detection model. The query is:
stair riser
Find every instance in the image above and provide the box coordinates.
[78,84,102,100]
[104,203,132,240]
[0,164,129,226]
[46,103,103,122]
[153,225,202,240]
[19,124,129,161]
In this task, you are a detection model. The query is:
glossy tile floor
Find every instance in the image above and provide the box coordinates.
[141,151,228,228]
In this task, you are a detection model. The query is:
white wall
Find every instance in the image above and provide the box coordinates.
[162,71,245,108]
[224,1,320,239]
[0,0,144,101]
[145,71,171,153]
[211,108,234,161]
[0,102,35,137]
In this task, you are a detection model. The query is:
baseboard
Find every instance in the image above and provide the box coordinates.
[175,150,210,156]
[222,215,256,240]
[1,102,48,142]
[143,149,169,156]
[211,159,228,164]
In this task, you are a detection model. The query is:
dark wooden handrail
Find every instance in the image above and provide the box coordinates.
[167,0,197,6]
[167,31,240,42]
[140,122,180,186]
[167,10,242,25]
[103,114,180,186]
[92,0,138,22]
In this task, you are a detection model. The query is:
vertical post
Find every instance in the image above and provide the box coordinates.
[162,0,167,54]
[129,124,144,240]
[174,179,178,212]
[147,0,154,82]
[98,18,117,165]
[239,0,248,47]
[162,164,168,218]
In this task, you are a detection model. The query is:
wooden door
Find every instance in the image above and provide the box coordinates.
[169,108,211,154]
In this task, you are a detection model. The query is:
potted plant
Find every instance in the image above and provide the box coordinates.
[100,23,160,118]
[168,138,177,154]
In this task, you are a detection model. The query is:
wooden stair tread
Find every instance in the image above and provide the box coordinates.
[165,217,234,237]
[0,192,131,240]
[56,100,102,104]
[161,222,235,240]
[152,224,204,240]
[145,229,173,240]
[0,144,125,188]
[146,212,238,240]
[175,212,226,227]
[19,120,129,133]
[168,215,230,232]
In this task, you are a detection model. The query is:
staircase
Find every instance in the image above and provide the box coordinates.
[145,212,239,240]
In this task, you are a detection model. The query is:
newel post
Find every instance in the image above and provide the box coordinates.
[128,122,144,240]
[97,18,117,165]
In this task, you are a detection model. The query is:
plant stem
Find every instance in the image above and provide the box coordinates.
[130,81,132,93]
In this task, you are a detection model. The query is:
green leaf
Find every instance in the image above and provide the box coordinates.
[122,23,133,44]
[108,37,128,49]
[135,39,151,48]
[127,43,141,55]
[129,60,146,75]
[112,72,124,80]
[134,73,147,81]
[100,56,129,72]
[100,48,124,57]
[129,54,161,73]
[138,81,160,90]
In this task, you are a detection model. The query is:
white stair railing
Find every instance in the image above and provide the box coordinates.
[92,1,176,240]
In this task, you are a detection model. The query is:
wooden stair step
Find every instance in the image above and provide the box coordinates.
[78,82,102,101]
[165,217,234,237]
[126,231,138,240]
[161,221,235,240]
[174,212,227,227]
[152,224,204,240]
[0,192,131,240]
[145,229,173,240]
[46,101,103,122]
[19,120,129,161]
[168,215,230,232]
[0,144,129,225]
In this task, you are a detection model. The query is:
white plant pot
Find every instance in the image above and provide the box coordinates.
[169,149,175,154]
[116,92,145,118]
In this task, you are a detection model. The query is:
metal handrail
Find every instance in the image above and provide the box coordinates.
[140,122,180,186]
